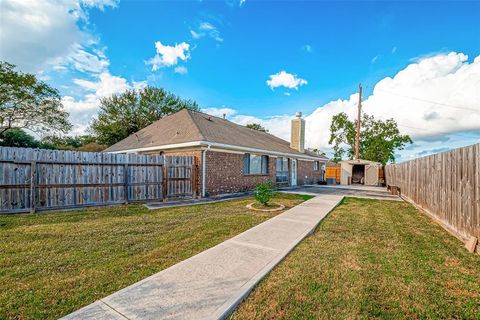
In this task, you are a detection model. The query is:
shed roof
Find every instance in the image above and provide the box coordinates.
[340,159,381,165]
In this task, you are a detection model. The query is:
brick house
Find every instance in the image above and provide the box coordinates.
[105,109,328,197]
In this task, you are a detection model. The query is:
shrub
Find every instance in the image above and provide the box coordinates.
[254,180,276,205]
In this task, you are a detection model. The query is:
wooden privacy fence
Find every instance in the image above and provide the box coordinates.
[325,165,341,184]
[0,147,197,213]
[385,143,479,250]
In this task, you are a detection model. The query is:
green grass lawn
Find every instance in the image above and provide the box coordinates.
[0,194,311,320]
[232,197,480,320]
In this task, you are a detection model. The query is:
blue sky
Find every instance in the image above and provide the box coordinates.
[85,0,480,116]
[1,0,479,160]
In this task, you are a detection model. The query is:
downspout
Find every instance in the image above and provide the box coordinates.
[201,144,210,198]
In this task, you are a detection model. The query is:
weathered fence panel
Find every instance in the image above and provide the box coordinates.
[385,143,480,250]
[0,147,196,213]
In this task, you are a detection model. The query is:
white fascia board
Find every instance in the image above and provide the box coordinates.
[205,142,327,161]
[105,141,205,154]
[106,140,328,161]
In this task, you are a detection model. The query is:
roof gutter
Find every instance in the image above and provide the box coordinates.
[106,141,204,154]
[205,142,328,161]
[106,140,328,161]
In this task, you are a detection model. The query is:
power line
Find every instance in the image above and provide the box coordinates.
[396,123,471,137]
[397,123,432,132]
[376,89,480,113]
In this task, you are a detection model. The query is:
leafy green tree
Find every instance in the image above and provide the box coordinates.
[308,148,326,157]
[76,142,106,152]
[0,61,71,139]
[40,135,98,150]
[0,128,106,151]
[329,112,412,165]
[46,135,105,151]
[0,128,40,148]
[246,123,268,132]
[90,86,199,146]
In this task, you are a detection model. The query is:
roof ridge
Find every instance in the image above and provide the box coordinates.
[191,109,309,155]
[193,109,294,146]
[184,109,206,141]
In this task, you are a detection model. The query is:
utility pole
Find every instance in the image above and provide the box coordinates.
[355,83,362,160]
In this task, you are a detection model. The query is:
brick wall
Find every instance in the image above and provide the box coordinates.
[297,160,323,185]
[140,148,324,197]
[205,151,276,196]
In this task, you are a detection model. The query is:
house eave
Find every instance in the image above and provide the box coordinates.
[106,141,328,161]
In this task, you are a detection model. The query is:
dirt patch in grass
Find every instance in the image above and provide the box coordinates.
[0,194,308,320]
[232,197,480,320]
[250,202,281,209]
[247,202,285,212]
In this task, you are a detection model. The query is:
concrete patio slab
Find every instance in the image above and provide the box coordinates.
[281,185,401,201]
[61,194,343,320]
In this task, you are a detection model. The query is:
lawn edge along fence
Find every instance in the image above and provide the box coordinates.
[385,143,479,254]
[0,147,198,213]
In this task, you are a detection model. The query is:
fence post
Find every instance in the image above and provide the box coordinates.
[30,161,36,213]
[124,163,129,204]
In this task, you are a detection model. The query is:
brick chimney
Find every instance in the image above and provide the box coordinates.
[290,112,305,153]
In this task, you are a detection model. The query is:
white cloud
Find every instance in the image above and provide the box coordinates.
[364,53,480,137]
[174,66,188,74]
[201,107,292,141]
[266,71,308,90]
[232,114,292,139]
[0,0,149,136]
[72,72,130,101]
[66,46,110,74]
[303,52,480,155]
[63,72,133,133]
[200,22,215,31]
[202,107,237,118]
[220,52,480,161]
[302,44,313,53]
[133,80,148,90]
[147,41,191,71]
[371,55,379,63]
[190,30,201,39]
[225,0,246,8]
[0,0,117,73]
[190,21,223,43]
[81,0,118,9]
[392,46,397,54]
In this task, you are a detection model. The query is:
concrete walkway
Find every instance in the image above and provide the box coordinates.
[62,194,343,320]
[144,192,250,210]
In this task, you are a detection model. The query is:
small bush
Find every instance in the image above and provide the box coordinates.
[254,180,276,205]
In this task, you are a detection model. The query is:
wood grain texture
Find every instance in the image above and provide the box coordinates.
[385,143,479,247]
[0,147,195,213]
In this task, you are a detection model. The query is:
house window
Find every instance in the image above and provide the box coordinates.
[276,157,289,183]
[243,154,269,175]
[314,161,320,171]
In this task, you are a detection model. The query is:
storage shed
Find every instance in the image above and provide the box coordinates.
[339,159,382,186]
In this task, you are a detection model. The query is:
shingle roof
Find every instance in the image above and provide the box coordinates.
[104,109,328,160]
